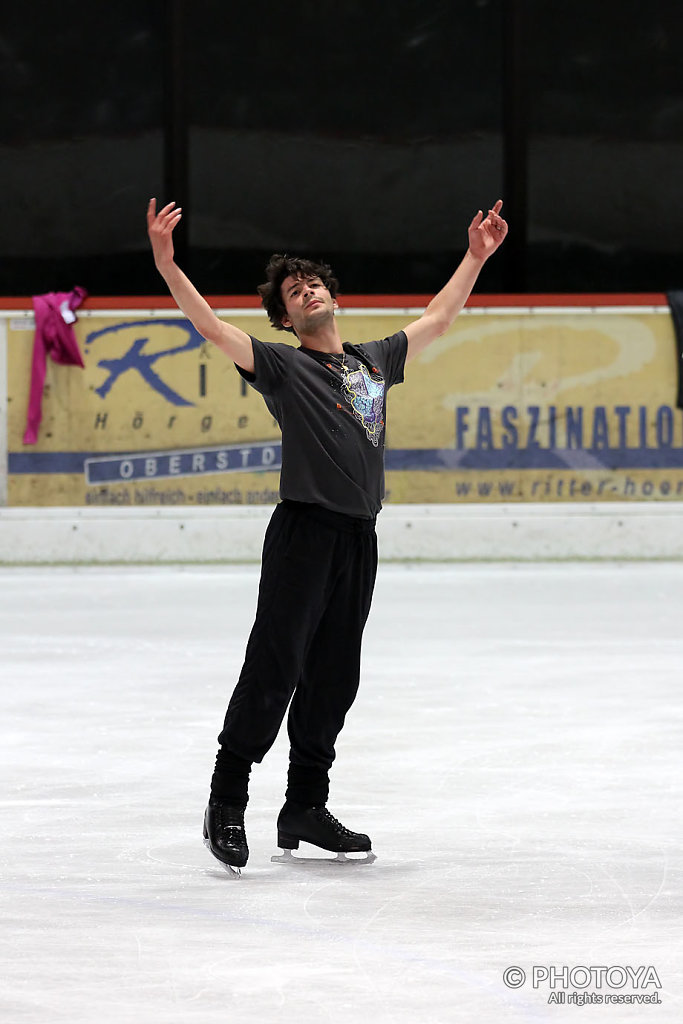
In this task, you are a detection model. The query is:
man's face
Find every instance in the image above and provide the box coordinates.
[280,274,337,334]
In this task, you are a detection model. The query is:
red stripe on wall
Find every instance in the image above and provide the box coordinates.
[0,292,669,311]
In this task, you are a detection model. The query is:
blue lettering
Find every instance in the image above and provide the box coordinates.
[84,319,203,406]
[548,406,557,449]
[566,407,583,449]
[615,406,631,447]
[591,406,609,449]
[527,406,540,447]
[501,406,518,448]
[455,407,469,449]
[656,405,674,447]
[639,406,648,447]
[475,408,493,449]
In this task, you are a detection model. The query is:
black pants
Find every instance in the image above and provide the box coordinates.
[212,500,378,807]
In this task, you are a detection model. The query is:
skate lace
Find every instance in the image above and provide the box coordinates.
[312,806,355,837]
[214,805,245,836]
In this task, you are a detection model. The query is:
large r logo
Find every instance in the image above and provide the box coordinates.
[84,319,204,406]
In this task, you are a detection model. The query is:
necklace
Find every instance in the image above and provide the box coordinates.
[322,349,350,377]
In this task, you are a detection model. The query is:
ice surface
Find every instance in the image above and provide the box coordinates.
[1,562,682,1023]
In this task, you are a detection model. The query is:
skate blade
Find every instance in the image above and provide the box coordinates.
[204,837,242,878]
[271,848,377,866]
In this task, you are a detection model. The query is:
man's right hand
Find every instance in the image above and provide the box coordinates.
[147,198,182,272]
[145,198,255,373]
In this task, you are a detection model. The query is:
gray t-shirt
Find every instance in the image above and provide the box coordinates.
[237,331,408,517]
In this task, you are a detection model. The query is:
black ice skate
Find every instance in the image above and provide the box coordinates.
[203,801,249,877]
[272,802,376,865]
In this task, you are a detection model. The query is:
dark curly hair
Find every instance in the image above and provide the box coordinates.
[257,254,340,333]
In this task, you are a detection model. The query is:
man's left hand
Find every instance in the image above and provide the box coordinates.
[467,199,508,260]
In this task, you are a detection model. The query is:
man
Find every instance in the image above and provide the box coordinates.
[147,198,507,873]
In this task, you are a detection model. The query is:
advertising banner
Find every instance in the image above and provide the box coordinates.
[6,306,681,506]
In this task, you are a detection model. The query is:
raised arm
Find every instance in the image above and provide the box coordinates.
[147,199,255,373]
[403,199,508,362]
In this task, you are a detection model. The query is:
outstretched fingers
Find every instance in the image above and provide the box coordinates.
[482,199,507,240]
[147,198,182,234]
[467,199,508,258]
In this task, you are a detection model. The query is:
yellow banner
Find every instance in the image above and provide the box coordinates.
[6,308,681,505]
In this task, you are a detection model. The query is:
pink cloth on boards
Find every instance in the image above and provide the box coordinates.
[23,286,88,444]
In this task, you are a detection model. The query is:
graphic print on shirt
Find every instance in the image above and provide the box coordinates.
[339,362,386,446]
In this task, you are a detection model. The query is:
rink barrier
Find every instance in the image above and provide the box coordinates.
[1,502,683,563]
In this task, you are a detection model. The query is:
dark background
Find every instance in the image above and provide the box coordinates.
[1,0,682,297]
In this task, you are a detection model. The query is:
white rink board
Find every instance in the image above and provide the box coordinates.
[2,502,683,563]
